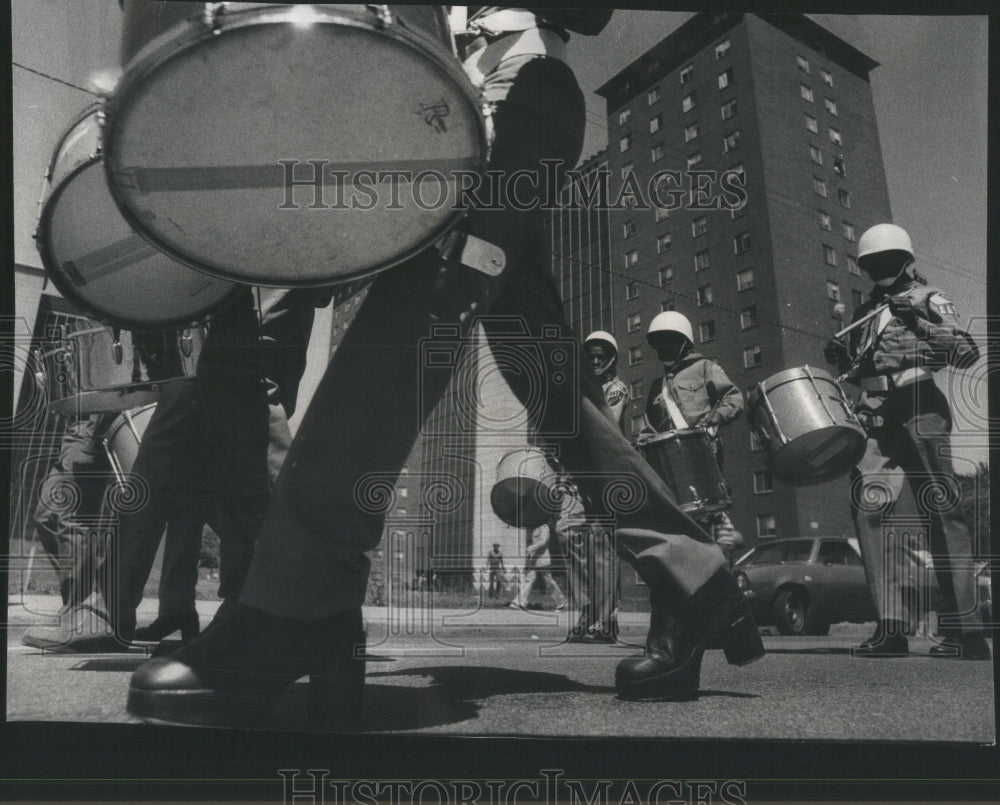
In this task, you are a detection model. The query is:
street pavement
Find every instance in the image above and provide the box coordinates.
[5,594,995,741]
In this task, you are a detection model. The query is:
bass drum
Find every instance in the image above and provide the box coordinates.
[35,106,239,329]
[105,3,487,287]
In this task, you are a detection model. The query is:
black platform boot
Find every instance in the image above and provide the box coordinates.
[615,598,702,700]
[854,619,908,657]
[929,632,991,660]
[127,604,366,730]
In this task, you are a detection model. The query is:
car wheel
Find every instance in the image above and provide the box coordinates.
[773,589,808,636]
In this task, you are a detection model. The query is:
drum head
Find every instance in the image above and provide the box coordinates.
[48,383,161,416]
[105,6,486,287]
[769,426,866,486]
[38,109,238,328]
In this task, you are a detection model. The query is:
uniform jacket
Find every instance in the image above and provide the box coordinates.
[643,354,744,433]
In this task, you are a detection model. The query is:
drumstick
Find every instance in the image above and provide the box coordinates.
[833,302,889,340]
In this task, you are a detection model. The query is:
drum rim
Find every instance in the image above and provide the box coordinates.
[43,104,103,182]
[46,377,191,416]
[103,4,489,289]
[105,401,158,441]
[640,427,712,445]
[749,364,839,397]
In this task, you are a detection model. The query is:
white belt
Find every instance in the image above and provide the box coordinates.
[462,27,568,87]
[859,367,933,393]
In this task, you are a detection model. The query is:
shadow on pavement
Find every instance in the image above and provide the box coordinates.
[70,657,148,672]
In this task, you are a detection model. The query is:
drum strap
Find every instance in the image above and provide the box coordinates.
[658,381,690,430]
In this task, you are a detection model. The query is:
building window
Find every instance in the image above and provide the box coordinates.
[756,513,777,537]
[698,320,716,343]
[818,211,831,231]
[660,298,676,312]
[721,99,737,120]
[823,244,837,266]
[800,84,814,103]
[734,231,752,254]
[696,284,713,307]
[753,471,773,494]
[829,127,842,145]
[623,219,637,239]
[625,249,639,268]
[651,142,665,162]
[717,68,733,90]
[847,255,860,276]
[621,162,634,180]
[628,346,642,366]
[796,54,810,73]
[809,145,823,165]
[655,205,670,222]
[833,157,846,177]
[650,114,662,134]
[658,266,673,286]
[737,268,755,291]
[825,97,838,116]
[805,114,818,133]
[813,176,828,197]
[723,130,741,152]
[686,153,703,170]
[657,233,672,254]
[629,379,644,399]
[694,250,710,271]
[682,93,696,113]
[627,313,642,333]
[715,38,731,60]
[851,288,864,309]
[739,304,758,330]
[680,64,694,84]
[821,69,834,87]
[618,108,631,126]
[684,122,699,142]
[744,345,763,369]
[619,134,632,153]
[838,188,851,208]
[648,85,661,105]
[826,280,840,301]
[750,430,763,452]
[625,280,639,300]
[692,216,708,237]
[842,222,855,242]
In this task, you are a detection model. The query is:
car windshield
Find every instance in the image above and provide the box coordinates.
[744,540,814,565]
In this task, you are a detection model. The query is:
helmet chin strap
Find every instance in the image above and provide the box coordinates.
[661,341,692,372]
[594,357,616,380]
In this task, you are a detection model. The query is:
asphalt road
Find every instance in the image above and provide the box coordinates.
[5,597,995,742]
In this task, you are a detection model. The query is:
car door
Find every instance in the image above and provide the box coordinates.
[813,540,865,622]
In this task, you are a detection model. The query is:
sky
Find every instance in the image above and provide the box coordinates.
[565,12,990,463]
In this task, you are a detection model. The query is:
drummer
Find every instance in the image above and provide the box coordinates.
[823,223,987,660]
[638,312,745,561]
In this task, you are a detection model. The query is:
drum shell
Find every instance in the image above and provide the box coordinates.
[107,3,486,287]
[747,366,866,485]
[36,107,239,329]
[490,449,559,529]
[104,403,156,477]
[638,429,729,516]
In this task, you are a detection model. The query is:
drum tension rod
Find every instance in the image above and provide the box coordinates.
[366,5,393,28]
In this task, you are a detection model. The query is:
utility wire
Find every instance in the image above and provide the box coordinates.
[13,62,101,97]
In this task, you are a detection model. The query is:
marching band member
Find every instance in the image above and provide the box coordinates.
[127,7,762,728]
[639,312,745,561]
[824,223,988,659]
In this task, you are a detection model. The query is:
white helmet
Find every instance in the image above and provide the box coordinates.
[647,311,693,345]
[857,224,914,262]
[584,330,618,356]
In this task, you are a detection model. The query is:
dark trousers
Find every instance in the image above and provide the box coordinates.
[240,55,725,620]
[850,380,982,635]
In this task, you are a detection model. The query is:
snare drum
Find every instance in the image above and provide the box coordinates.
[103,403,156,486]
[105,3,487,287]
[44,326,203,416]
[638,429,730,517]
[490,448,560,529]
[747,365,866,485]
[35,107,238,329]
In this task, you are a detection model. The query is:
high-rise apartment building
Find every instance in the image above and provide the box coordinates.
[587,13,890,544]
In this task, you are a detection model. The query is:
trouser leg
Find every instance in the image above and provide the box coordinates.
[156,509,203,618]
[850,434,908,624]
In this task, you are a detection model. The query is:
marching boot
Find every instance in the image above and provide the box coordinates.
[132,611,201,644]
[687,568,765,666]
[929,632,992,660]
[127,604,366,730]
[615,596,702,700]
[854,619,908,656]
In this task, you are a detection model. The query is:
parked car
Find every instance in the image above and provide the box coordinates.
[734,536,993,636]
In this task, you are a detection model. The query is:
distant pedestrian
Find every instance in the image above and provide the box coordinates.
[486,543,506,599]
